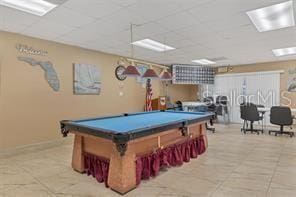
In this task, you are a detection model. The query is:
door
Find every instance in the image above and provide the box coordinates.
[214,71,281,124]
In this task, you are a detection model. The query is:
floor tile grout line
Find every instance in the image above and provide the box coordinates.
[6,157,57,196]
[208,130,261,196]
[1,124,294,197]
[265,139,288,196]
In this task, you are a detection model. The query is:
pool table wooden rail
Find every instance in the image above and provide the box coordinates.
[60,111,212,156]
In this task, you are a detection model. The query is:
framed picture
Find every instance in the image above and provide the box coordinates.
[73,63,101,95]
[136,64,148,85]
[287,68,296,92]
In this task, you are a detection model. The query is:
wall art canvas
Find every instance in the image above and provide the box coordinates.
[287,68,296,92]
[136,64,149,86]
[74,63,101,95]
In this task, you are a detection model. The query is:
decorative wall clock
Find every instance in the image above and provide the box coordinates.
[115,65,127,81]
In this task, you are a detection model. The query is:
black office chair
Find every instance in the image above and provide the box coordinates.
[216,96,229,123]
[204,96,216,112]
[175,101,183,111]
[256,104,266,130]
[203,96,216,133]
[165,96,175,110]
[240,102,263,135]
[269,106,295,138]
[256,104,265,108]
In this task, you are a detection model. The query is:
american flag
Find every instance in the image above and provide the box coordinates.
[145,79,153,111]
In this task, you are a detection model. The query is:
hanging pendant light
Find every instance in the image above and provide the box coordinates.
[123,23,141,77]
[159,37,171,81]
[160,68,172,81]
[142,65,159,79]
[122,61,141,77]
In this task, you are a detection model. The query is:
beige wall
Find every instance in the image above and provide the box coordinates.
[222,60,296,107]
[0,31,196,149]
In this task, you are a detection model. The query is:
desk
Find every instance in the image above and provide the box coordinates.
[258,107,296,113]
[61,111,212,194]
[257,107,296,129]
[182,101,207,111]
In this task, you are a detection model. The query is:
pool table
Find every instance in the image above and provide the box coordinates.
[61,110,213,194]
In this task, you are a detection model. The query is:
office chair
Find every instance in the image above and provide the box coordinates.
[203,96,216,133]
[204,96,216,112]
[269,106,295,138]
[240,102,263,135]
[165,96,175,110]
[256,104,266,130]
[175,101,183,111]
[216,96,229,123]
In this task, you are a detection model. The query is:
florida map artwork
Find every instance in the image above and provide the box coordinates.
[18,56,60,92]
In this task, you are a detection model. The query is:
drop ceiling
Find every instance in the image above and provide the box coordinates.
[0,0,296,66]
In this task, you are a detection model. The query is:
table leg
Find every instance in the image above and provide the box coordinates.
[264,113,267,130]
[72,135,85,173]
[199,123,208,148]
[108,145,137,194]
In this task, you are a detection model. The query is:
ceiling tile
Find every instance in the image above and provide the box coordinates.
[188,0,270,23]
[157,11,200,31]
[45,6,96,28]
[176,24,218,41]
[111,0,138,7]
[0,6,40,27]
[132,22,170,39]
[23,19,75,36]
[63,0,123,19]
[1,0,295,66]
[126,1,187,22]
[0,23,28,34]
[99,9,148,32]
[205,16,251,34]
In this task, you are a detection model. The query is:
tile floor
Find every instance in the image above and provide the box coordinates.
[0,124,296,197]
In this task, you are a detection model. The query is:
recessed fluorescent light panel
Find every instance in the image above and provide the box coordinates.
[0,0,57,16]
[272,47,296,57]
[192,59,216,65]
[132,39,175,52]
[247,1,295,32]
